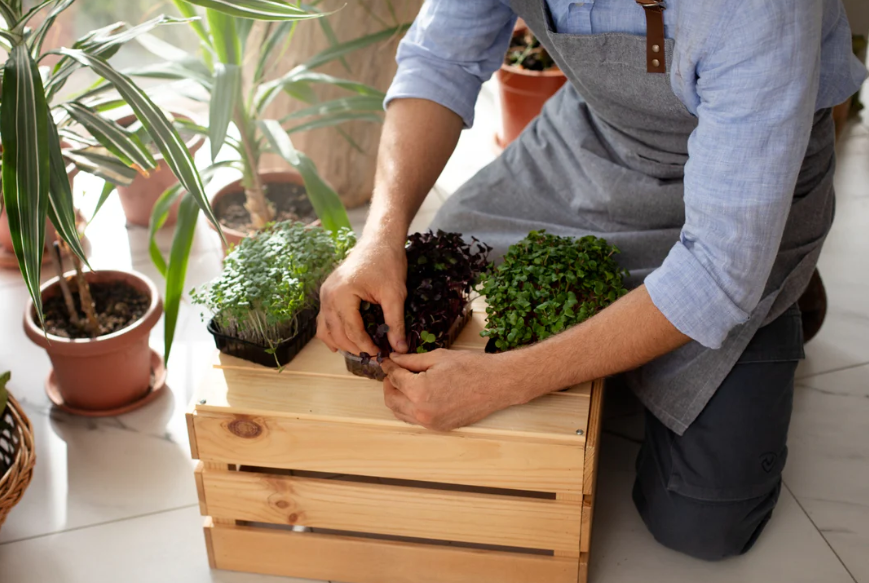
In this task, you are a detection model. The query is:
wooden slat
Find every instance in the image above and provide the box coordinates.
[207,522,579,583]
[200,466,581,554]
[451,309,488,350]
[185,410,199,459]
[192,411,585,494]
[580,496,594,554]
[203,517,216,569]
[194,361,590,443]
[193,462,207,516]
[578,552,590,583]
[583,378,605,495]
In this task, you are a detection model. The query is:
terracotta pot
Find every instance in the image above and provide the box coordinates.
[496,28,567,149]
[209,170,319,253]
[115,113,205,228]
[0,157,79,255]
[23,269,163,413]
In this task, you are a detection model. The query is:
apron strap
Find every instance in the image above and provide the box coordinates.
[635,0,666,74]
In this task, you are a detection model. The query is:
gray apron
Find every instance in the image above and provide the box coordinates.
[431,0,836,434]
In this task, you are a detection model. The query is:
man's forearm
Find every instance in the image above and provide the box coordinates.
[503,285,691,403]
[364,98,464,245]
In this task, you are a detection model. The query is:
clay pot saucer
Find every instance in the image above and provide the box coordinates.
[45,349,167,417]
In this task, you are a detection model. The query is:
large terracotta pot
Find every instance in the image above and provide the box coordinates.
[0,159,79,255]
[496,28,567,149]
[23,269,163,413]
[115,113,205,228]
[209,170,318,253]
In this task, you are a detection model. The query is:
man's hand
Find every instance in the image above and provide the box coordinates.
[380,349,527,432]
[318,237,409,355]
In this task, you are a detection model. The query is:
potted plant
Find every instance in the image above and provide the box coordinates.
[144,0,406,363]
[344,231,492,380]
[0,372,35,530]
[113,112,206,227]
[192,221,355,368]
[478,231,628,352]
[496,24,566,149]
[3,1,224,414]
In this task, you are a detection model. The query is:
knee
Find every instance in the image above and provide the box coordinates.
[633,477,781,561]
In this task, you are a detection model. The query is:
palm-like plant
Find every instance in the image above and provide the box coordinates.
[0,0,224,323]
[137,0,408,361]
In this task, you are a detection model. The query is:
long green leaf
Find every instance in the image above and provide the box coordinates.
[123,58,214,90]
[0,371,9,418]
[30,0,75,57]
[47,15,191,98]
[184,0,325,21]
[135,31,193,62]
[254,20,293,83]
[59,48,225,243]
[205,9,241,65]
[285,111,382,135]
[282,95,385,121]
[1,43,50,322]
[64,147,138,186]
[259,119,350,233]
[92,179,116,219]
[46,118,89,266]
[258,70,384,113]
[236,17,254,50]
[60,102,157,172]
[209,63,240,161]
[300,23,410,71]
[148,182,184,277]
[163,193,199,364]
[170,0,212,48]
[14,0,56,34]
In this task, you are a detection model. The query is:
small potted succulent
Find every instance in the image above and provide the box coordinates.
[479,231,628,352]
[496,24,566,149]
[193,221,355,368]
[0,372,36,530]
[345,231,492,380]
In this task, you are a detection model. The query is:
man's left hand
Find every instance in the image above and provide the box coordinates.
[380,349,526,431]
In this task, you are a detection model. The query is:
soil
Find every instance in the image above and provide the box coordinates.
[505,30,556,71]
[41,281,150,339]
[214,181,317,234]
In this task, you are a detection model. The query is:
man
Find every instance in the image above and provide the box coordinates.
[317,0,866,560]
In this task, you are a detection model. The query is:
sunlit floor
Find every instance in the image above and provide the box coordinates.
[0,79,867,583]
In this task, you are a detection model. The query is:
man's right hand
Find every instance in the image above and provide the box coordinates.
[317,236,409,356]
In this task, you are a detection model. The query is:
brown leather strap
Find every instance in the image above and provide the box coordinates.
[635,0,666,74]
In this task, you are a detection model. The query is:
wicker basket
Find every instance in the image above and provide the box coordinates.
[0,394,35,529]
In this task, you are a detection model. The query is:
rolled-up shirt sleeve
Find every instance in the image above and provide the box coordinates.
[385,1,517,128]
[645,0,825,349]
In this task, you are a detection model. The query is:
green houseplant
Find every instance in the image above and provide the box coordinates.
[479,231,629,352]
[0,0,232,414]
[140,0,409,362]
[192,220,355,367]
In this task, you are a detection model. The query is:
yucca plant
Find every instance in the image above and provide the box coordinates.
[0,0,224,324]
[137,0,408,362]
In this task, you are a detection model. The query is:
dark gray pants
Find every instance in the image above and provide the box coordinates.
[632,305,803,560]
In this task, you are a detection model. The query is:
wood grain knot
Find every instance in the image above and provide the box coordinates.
[227,419,262,438]
[288,513,299,524]
[275,500,289,509]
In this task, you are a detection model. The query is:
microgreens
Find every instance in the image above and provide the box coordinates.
[479,231,628,352]
[192,221,355,348]
[359,230,491,361]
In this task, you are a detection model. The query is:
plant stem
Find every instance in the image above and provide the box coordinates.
[70,252,100,338]
[234,109,273,229]
[50,242,81,329]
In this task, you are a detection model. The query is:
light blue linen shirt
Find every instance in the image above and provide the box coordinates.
[385,0,866,349]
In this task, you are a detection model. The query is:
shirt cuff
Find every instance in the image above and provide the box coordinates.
[645,242,751,349]
[384,58,483,129]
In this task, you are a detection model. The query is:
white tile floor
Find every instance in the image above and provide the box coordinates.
[0,79,867,583]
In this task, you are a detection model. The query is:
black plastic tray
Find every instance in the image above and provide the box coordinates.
[343,303,473,381]
[207,309,318,368]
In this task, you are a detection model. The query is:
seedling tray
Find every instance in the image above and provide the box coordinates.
[207,309,317,368]
[342,302,473,381]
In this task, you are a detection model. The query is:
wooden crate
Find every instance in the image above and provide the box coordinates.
[186,303,604,583]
